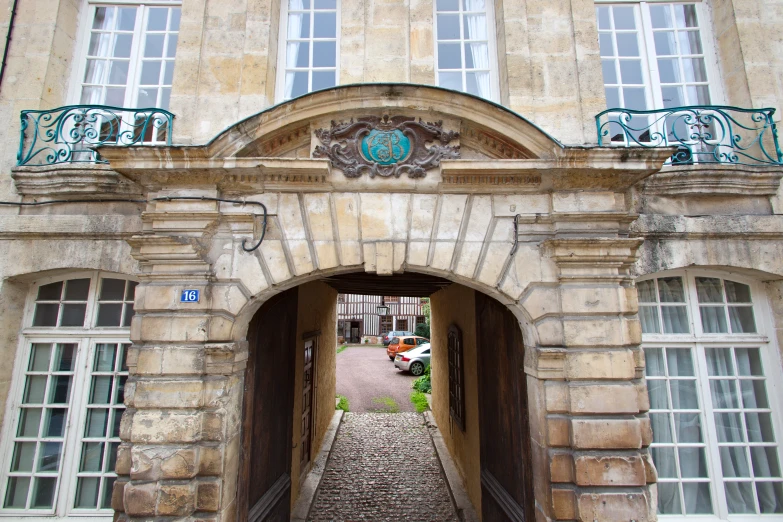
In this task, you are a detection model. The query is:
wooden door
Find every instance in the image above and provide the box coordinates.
[300,338,316,475]
[238,288,299,522]
[475,292,534,521]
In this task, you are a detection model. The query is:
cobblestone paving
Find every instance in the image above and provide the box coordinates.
[307,412,459,521]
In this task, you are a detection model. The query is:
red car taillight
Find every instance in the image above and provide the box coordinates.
[401,356,410,362]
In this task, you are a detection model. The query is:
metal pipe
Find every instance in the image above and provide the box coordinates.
[0,195,269,251]
[0,0,20,94]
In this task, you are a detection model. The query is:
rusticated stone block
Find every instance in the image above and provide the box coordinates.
[199,445,224,476]
[578,491,650,521]
[572,418,642,449]
[569,384,639,414]
[640,415,653,447]
[197,480,221,512]
[112,480,127,512]
[115,444,131,476]
[550,452,575,483]
[133,379,204,409]
[157,483,197,516]
[201,412,224,441]
[161,447,199,479]
[131,410,202,443]
[130,449,156,481]
[566,350,636,380]
[548,416,571,447]
[124,482,157,517]
[574,454,646,486]
[552,487,577,520]
[642,452,658,483]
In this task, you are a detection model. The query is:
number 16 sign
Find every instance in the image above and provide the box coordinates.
[181,289,200,303]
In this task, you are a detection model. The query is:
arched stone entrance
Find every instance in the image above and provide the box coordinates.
[110,85,667,521]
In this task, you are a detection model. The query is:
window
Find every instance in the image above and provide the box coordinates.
[597,2,716,113]
[415,315,426,327]
[434,0,498,101]
[277,0,339,101]
[448,324,465,431]
[75,2,181,110]
[0,273,135,518]
[380,316,393,333]
[384,296,399,303]
[639,271,783,518]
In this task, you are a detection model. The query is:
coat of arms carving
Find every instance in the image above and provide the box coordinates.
[313,115,460,178]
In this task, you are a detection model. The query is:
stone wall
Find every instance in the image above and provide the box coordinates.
[430,283,482,515]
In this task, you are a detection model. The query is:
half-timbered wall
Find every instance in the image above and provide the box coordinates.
[337,294,425,337]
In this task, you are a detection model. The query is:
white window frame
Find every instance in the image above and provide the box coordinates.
[0,271,135,521]
[432,0,500,103]
[67,0,182,109]
[595,0,726,110]
[275,0,342,103]
[639,269,783,521]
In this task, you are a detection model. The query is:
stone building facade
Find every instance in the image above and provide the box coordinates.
[0,1,782,521]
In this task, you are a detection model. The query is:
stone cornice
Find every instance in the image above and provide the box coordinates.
[641,164,783,196]
[11,163,143,196]
[0,215,142,239]
[630,214,783,240]
[543,238,645,283]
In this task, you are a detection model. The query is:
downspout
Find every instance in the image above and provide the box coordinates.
[0,0,19,94]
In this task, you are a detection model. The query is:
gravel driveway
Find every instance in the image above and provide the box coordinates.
[336,345,418,413]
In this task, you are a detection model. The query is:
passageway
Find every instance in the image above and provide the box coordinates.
[306,413,459,521]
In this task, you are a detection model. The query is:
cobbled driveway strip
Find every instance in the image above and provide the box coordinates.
[307,412,459,521]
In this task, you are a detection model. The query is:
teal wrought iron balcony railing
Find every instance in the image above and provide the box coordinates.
[17,105,174,166]
[596,105,782,167]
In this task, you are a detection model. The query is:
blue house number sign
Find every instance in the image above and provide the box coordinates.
[181,290,200,303]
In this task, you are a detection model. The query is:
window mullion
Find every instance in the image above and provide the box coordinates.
[638,2,664,134]
[125,6,147,109]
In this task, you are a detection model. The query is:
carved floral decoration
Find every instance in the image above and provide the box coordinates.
[313,115,460,178]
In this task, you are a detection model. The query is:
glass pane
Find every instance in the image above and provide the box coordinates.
[741,380,769,409]
[65,279,90,301]
[113,33,133,58]
[313,12,336,38]
[466,72,490,97]
[140,61,161,85]
[677,5,699,28]
[612,6,635,29]
[123,303,135,327]
[751,447,780,477]
[707,348,734,376]
[745,412,776,443]
[725,481,755,514]
[757,482,783,513]
[682,482,712,514]
[661,306,689,334]
[88,33,113,57]
[80,442,105,472]
[105,87,125,106]
[648,379,669,409]
[658,58,680,84]
[724,281,752,303]
[93,7,116,30]
[90,376,113,404]
[315,0,336,7]
[312,41,336,67]
[23,375,47,404]
[661,85,684,107]
[616,33,640,57]
[118,7,136,31]
[312,70,335,91]
[601,60,617,85]
[37,282,62,300]
[37,441,62,472]
[657,482,682,514]
[463,14,487,40]
[437,14,460,40]
[164,61,175,84]
[107,442,120,472]
[670,380,698,409]
[439,71,462,91]
[710,379,739,408]
[715,412,745,443]
[166,35,178,58]
[137,87,158,107]
[111,409,123,438]
[465,42,488,69]
[729,307,756,333]
[620,60,643,84]
[75,477,100,509]
[144,34,164,58]
[679,30,703,55]
[720,446,750,477]
[61,303,87,326]
[637,280,657,302]
[33,304,59,327]
[95,344,118,371]
[102,477,116,509]
[97,303,123,327]
[29,344,53,371]
[18,408,42,437]
[11,441,36,472]
[147,8,168,30]
[4,477,30,508]
[289,41,310,68]
[32,477,56,508]
[735,348,762,376]
[654,31,677,56]
[48,375,72,404]
[55,344,75,371]
[108,60,129,85]
[285,71,308,98]
[650,412,673,443]
[667,348,694,376]
[438,43,462,69]
[599,33,614,57]
[696,277,724,303]
[651,447,676,477]
[645,348,665,376]
[679,447,708,478]
[44,408,67,437]
[85,408,110,437]
[125,281,138,301]
[659,277,686,302]
[683,57,708,82]
[674,412,702,442]
[700,307,728,333]
[597,6,611,30]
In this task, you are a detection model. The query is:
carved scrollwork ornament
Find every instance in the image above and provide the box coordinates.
[313,115,460,178]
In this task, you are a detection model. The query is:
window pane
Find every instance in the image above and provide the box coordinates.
[140,61,162,85]
[650,412,673,443]
[93,7,116,30]
[645,348,664,376]
[86,409,110,438]
[657,482,682,514]
[637,280,657,302]
[24,375,47,404]
[38,282,63,301]
[439,71,462,91]
[11,442,35,472]
[616,33,640,57]
[65,279,90,301]
[312,41,336,67]
[313,12,336,38]
[619,60,643,84]
[720,446,750,477]
[125,281,138,301]
[729,307,756,333]
[696,277,724,303]
[601,59,617,85]
[652,447,676,477]
[682,57,708,82]
[32,477,57,508]
[710,379,739,408]
[612,6,635,29]
[757,482,783,513]
[715,412,744,442]
[49,375,72,404]
[37,442,62,472]
[674,412,702,442]
[97,303,123,327]
[659,277,685,302]
[285,71,308,98]
[61,303,87,327]
[147,8,168,30]
[741,380,769,409]
[118,8,137,31]
[682,482,712,514]
[679,30,703,54]
[75,477,100,508]
[735,348,763,376]
[670,380,698,409]
[751,447,780,477]
[745,412,776,443]
[90,376,114,404]
[18,408,42,437]
[661,306,689,334]
[726,481,755,513]
[437,14,460,40]
[438,43,462,69]
[312,70,335,91]
[639,306,660,334]
[4,477,30,508]
[80,442,105,472]
[658,58,680,84]
[654,31,677,55]
[679,447,708,477]
[599,33,614,57]
[700,306,727,333]
[33,304,59,327]
[648,379,669,409]
[108,60,129,85]
[44,408,67,437]
[597,6,611,30]
[667,348,695,376]
[123,303,135,327]
[438,0,459,10]
[55,344,76,371]
[29,344,53,371]
[706,348,734,376]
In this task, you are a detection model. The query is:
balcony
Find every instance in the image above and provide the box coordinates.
[17,105,174,166]
[596,105,782,167]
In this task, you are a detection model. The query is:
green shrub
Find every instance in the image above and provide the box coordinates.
[414,323,430,339]
[412,364,431,394]
[410,391,429,413]
[336,395,349,412]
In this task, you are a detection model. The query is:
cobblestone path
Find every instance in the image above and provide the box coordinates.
[307,412,459,521]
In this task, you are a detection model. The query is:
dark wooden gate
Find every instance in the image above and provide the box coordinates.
[300,338,316,475]
[475,292,534,521]
[238,288,299,522]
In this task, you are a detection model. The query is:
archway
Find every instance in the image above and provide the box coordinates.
[235,271,535,521]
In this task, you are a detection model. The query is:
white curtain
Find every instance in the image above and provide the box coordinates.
[284,0,305,99]
[463,0,491,99]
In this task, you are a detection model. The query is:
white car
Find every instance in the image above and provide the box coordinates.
[394,343,431,376]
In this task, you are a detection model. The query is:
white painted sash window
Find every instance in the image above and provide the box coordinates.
[277,0,340,102]
[638,271,783,519]
[434,0,498,102]
[73,1,182,111]
[0,273,135,519]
